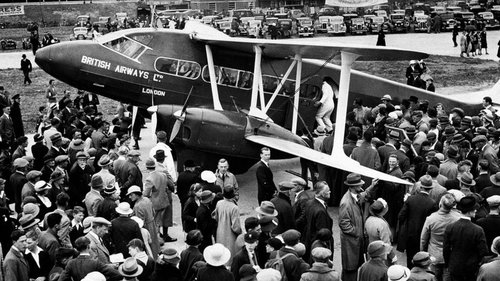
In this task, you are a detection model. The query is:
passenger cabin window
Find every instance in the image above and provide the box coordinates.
[202,65,253,89]
[155,57,201,80]
[102,36,149,60]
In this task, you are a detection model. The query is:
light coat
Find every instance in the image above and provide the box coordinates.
[212,198,241,258]
[133,196,160,258]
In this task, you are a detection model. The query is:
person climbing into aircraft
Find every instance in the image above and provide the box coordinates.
[314,77,338,134]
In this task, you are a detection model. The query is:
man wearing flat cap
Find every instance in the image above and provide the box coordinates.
[69,151,94,208]
[291,177,314,233]
[473,134,500,175]
[8,157,28,213]
[357,240,390,281]
[117,150,143,200]
[277,229,310,281]
[270,181,296,235]
[85,217,113,264]
[22,170,42,201]
[300,247,339,281]
[444,196,488,281]
[476,195,500,254]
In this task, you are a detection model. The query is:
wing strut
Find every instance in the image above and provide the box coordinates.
[205,45,223,111]
[292,54,302,134]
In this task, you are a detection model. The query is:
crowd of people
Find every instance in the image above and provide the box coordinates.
[1,77,500,281]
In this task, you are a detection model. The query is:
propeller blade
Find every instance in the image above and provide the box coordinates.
[169,87,194,143]
[169,119,182,143]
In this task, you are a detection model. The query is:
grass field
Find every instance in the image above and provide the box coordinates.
[1,54,498,133]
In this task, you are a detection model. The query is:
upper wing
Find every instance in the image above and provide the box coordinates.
[190,32,428,61]
[246,135,411,185]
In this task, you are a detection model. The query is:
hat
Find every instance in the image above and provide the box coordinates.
[34,133,44,142]
[244,230,260,243]
[278,181,294,192]
[314,126,326,136]
[116,202,133,215]
[186,230,203,246]
[381,94,392,101]
[367,240,390,258]
[26,170,42,181]
[50,170,65,182]
[475,127,489,136]
[145,158,156,169]
[160,248,180,265]
[487,195,500,208]
[461,116,472,127]
[282,229,301,246]
[131,216,144,228]
[22,156,34,163]
[401,171,415,183]
[344,173,365,186]
[126,185,142,196]
[311,247,332,260]
[447,146,458,158]
[405,126,417,138]
[200,190,215,204]
[54,155,68,164]
[290,177,307,187]
[256,268,281,281]
[156,131,167,140]
[76,151,89,159]
[457,196,480,213]
[387,265,411,281]
[451,134,465,144]
[239,264,257,281]
[103,184,116,195]
[412,110,423,117]
[420,175,435,190]
[69,139,85,150]
[346,132,358,142]
[154,150,165,161]
[472,135,488,144]
[491,236,500,255]
[442,126,456,137]
[203,243,231,267]
[388,130,400,140]
[19,214,40,230]
[90,175,104,189]
[184,160,196,168]
[266,237,283,250]
[34,180,51,192]
[92,217,111,226]
[13,158,29,168]
[401,138,412,148]
[369,198,388,216]
[255,201,278,216]
[50,133,62,144]
[127,150,141,157]
[98,155,111,167]
[458,172,475,186]
[118,257,143,278]
[81,272,106,281]
[450,107,465,118]
[201,170,216,183]
[22,203,40,217]
[293,242,305,257]
[412,251,433,267]
[82,216,94,233]
[448,189,465,202]
[259,216,278,232]
[409,60,417,65]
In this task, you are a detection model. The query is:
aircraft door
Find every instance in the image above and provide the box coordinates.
[284,80,321,133]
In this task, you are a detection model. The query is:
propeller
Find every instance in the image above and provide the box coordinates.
[169,87,194,143]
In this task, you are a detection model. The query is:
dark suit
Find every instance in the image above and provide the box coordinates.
[256,161,276,204]
[38,229,61,265]
[20,58,32,85]
[58,254,121,281]
[8,171,27,213]
[231,247,251,281]
[475,173,492,194]
[397,192,437,267]
[377,144,397,171]
[177,170,199,210]
[25,248,52,279]
[196,203,216,253]
[10,101,24,137]
[45,146,64,160]
[110,216,143,257]
[293,190,315,233]
[444,218,488,281]
[3,246,30,281]
[152,262,183,281]
[31,142,49,171]
[196,264,235,281]
[278,247,310,281]
[69,222,85,246]
[179,246,204,281]
[479,144,500,175]
[303,198,333,262]
[68,162,94,207]
[476,214,500,254]
[117,159,143,199]
[0,113,15,147]
[271,192,296,235]
[444,178,460,190]
[95,197,117,221]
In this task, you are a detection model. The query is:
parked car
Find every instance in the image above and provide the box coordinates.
[247,19,262,37]
[477,11,500,29]
[76,15,90,27]
[201,15,221,25]
[296,17,314,37]
[316,15,333,33]
[371,16,386,31]
[73,26,89,40]
[342,13,358,33]
[389,13,407,32]
[278,18,294,38]
[290,9,306,19]
[414,14,429,32]
[454,11,476,30]
[350,17,367,34]
[327,16,346,35]
[0,39,16,50]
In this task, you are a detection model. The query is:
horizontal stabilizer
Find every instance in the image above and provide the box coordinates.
[246,135,411,185]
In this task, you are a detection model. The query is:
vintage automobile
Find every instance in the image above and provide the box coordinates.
[230,9,254,18]
[454,11,476,30]
[371,16,388,32]
[350,17,367,34]
[201,15,221,25]
[470,5,486,15]
[318,7,337,16]
[247,19,262,37]
[73,26,89,40]
[0,39,16,50]
[414,14,429,32]
[327,16,346,35]
[439,12,456,31]
[492,6,500,21]
[115,12,128,28]
[296,17,314,37]
[278,18,293,38]
[374,10,388,20]
[95,16,111,34]
[430,6,446,14]
[389,13,407,32]
[75,15,90,27]
[446,6,462,13]
[477,12,500,29]
[342,13,358,33]
[290,9,306,19]
[316,15,333,33]
[363,14,376,33]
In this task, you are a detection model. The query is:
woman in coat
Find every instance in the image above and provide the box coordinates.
[376,29,385,46]
[182,183,203,233]
[212,187,241,260]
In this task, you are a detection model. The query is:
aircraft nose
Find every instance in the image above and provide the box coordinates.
[34,46,51,71]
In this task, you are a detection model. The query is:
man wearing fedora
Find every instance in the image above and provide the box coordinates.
[111,202,144,258]
[444,196,488,281]
[45,132,65,159]
[96,184,118,221]
[149,130,177,181]
[357,240,390,281]
[339,174,378,281]
[84,174,104,217]
[59,236,121,281]
[151,248,182,281]
[143,157,176,243]
[480,172,500,199]
[119,257,144,281]
[177,159,200,213]
[256,147,277,204]
[476,195,500,254]
[197,243,234,281]
[302,181,333,265]
[398,174,437,268]
[365,199,392,245]
[196,190,217,253]
[95,155,117,189]
[408,252,436,280]
[439,145,460,181]
[473,134,500,175]
[444,160,472,190]
[86,217,113,264]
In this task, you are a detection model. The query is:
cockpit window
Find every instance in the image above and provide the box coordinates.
[155,57,201,80]
[128,34,154,46]
[102,36,149,61]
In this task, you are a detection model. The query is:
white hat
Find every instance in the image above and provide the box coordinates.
[34,180,52,192]
[256,268,281,281]
[115,202,133,215]
[203,243,231,267]
[201,170,216,184]
[381,94,392,101]
[126,185,142,196]
[448,189,465,203]
[81,271,106,281]
[387,265,410,281]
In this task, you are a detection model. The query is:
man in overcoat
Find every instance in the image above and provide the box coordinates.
[270,181,296,235]
[256,147,276,204]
